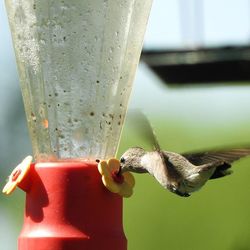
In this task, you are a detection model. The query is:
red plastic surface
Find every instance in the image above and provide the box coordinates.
[18,161,127,250]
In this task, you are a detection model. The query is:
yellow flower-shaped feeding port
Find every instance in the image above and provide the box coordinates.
[98,158,135,198]
[2,155,32,195]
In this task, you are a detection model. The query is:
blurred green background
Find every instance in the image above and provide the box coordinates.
[1,0,250,250]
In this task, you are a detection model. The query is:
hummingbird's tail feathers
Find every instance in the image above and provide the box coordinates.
[210,164,233,179]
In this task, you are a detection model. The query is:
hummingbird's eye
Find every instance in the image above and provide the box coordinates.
[120,157,125,163]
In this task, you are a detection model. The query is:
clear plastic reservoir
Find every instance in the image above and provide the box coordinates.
[5,0,152,161]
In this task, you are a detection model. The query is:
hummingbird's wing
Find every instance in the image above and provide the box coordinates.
[182,148,250,179]
[127,110,161,151]
[183,148,250,165]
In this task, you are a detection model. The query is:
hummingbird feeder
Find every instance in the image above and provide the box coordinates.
[3,0,153,249]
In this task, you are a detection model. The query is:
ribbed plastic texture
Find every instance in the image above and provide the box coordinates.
[5,0,152,161]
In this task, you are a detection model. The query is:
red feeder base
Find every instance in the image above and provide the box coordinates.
[18,161,127,250]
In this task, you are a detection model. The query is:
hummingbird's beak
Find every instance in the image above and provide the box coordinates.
[117,165,122,175]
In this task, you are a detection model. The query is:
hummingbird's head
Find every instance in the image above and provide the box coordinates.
[120,147,148,173]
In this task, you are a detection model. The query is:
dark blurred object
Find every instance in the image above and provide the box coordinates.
[142,46,250,84]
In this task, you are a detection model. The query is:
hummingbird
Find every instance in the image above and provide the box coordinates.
[120,146,250,197]
[119,112,250,197]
